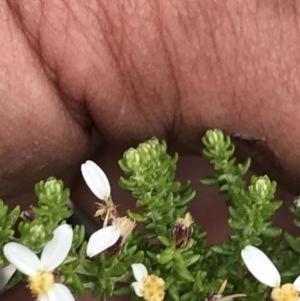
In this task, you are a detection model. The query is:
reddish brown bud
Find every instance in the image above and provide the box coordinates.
[20,208,36,221]
[171,212,193,249]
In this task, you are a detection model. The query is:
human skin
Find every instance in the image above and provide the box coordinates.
[1,0,300,299]
[1,0,300,198]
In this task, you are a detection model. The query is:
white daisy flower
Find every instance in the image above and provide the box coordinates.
[81,160,117,226]
[3,224,74,301]
[131,263,165,301]
[241,245,300,301]
[86,217,134,258]
[81,160,111,201]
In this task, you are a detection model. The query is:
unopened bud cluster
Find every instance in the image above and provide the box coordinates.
[121,138,167,172]
[202,129,235,170]
[248,175,273,199]
[34,177,68,206]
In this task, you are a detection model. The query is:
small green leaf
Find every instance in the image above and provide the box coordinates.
[174,265,194,282]
[285,233,300,253]
[181,290,194,301]
[113,286,132,296]
[261,227,281,237]
[168,283,180,301]
[157,236,171,247]
[238,158,251,175]
[200,177,219,185]
[127,210,147,222]
[228,219,245,230]
[5,206,21,228]
[183,254,200,267]
[157,248,174,264]
[0,201,8,220]
[248,236,263,246]
[6,270,25,289]
[177,188,196,206]
[211,245,233,255]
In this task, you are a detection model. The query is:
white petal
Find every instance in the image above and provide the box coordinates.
[40,283,75,301]
[81,160,111,200]
[41,224,73,271]
[293,275,300,291]
[86,226,120,257]
[3,243,41,276]
[132,281,144,297]
[131,263,148,282]
[241,245,281,287]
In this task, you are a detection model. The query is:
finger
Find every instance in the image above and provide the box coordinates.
[0,2,90,198]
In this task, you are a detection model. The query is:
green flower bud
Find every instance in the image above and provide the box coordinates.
[124,148,141,169]
[138,139,159,159]
[44,178,64,195]
[249,176,271,198]
[208,129,224,146]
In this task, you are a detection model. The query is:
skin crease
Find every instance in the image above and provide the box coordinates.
[0,0,299,196]
[1,0,300,299]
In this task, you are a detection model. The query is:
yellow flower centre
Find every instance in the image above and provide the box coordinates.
[28,271,55,297]
[271,283,299,301]
[142,275,165,301]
